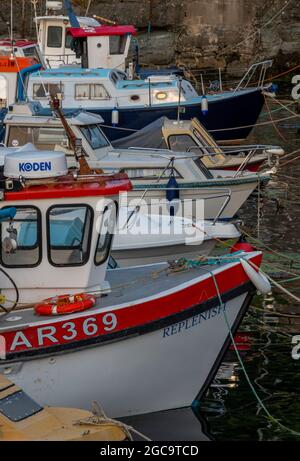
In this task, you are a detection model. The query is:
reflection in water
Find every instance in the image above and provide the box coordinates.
[122,407,212,441]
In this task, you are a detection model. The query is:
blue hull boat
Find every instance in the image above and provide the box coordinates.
[92,88,264,142]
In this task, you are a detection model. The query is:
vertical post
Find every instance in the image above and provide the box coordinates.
[148,78,151,107]
[219,68,223,92]
[10,0,13,55]
[200,74,205,96]
[177,77,182,122]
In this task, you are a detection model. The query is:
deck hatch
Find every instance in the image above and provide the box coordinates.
[0,390,43,422]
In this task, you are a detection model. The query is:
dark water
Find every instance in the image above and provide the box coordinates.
[124,102,300,441]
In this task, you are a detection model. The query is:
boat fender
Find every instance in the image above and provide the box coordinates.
[230,241,255,253]
[240,259,271,295]
[166,172,180,217]
[111,107,119,126]
[35,293,96,316]
[201,95,208,116]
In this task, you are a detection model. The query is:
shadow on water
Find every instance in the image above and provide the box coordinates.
[125,102,300,441]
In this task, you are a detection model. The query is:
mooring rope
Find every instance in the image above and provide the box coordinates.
[211,272,300,437]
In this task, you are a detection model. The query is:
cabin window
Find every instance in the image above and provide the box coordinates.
[95,202,117,266]
[109,35,127,55]
[47,205,93,267]
[0,206,41,268]
[65,33,73,49]
[33,83,64,100]
[7,126,68,151]
[193,158,214,179]
[80,125,109,150]
[119,168,181,180]
[91,84,110,100]
[47,26,63,48]
[75,83,90,100]
[168,134,198,152]
[22,46,40,62]
[75,84,110,100]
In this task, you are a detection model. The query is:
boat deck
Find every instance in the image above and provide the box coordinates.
[0,255,254,332]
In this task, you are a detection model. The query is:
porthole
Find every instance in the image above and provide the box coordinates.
[155,91,167,100]
[130,94,140,102]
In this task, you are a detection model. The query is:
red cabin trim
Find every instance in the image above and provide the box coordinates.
[0,39,37,48]
[68,25,137,38]
[4,175,132,201]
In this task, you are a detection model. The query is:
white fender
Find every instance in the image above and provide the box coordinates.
[240,259,271,294]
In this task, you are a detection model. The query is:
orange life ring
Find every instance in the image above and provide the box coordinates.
[34,293,96,316]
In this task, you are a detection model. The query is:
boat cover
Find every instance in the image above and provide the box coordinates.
[111,117,169,150]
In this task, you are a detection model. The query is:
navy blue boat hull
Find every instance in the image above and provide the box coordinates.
[0,87,264,144]
[90,88,265,142]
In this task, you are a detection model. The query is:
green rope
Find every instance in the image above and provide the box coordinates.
[211,272,300,437]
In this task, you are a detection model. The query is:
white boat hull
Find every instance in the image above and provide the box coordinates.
[112,239,216,267]
[130,180,259,220]
[0,292,249,417]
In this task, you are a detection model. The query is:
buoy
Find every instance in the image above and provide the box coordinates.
[35,293,96,316]
[240,259,271,294]
[201,95,208,116]
[111,107,119,126]
[231,241,255,253]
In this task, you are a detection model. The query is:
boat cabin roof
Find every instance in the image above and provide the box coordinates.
[0,39,37,48]
[68,25,137,38]
[35,16,100,27]
[5,107,104,126]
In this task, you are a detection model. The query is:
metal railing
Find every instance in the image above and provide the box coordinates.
[123,186,232,227]
[186,144,282,174]
[234,60,273,92]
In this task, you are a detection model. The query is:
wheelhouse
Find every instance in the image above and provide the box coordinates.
[26,68,198,110]
[0,149,132,304]
[36,15,136,70]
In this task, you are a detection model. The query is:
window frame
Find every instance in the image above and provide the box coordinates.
[74,83,110,101]
[47,25,63,49]
[94,202,118,266]
[0,205,42,269]
[80,124,110,150]
[32,82,64,100]
[46,203,94,268]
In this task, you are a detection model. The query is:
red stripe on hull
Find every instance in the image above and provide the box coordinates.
[1,254,262,355]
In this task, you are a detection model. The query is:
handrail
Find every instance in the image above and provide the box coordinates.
[123,186,232,227]
[234,60,273,92]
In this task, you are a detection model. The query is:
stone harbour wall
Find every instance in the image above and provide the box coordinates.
[1,0,300,74]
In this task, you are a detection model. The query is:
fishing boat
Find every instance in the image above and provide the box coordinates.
[0,374,129,441]
[2,103,271,221]
[0,147,270,417]
[112,117,284,173]
[24,66,269,143]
